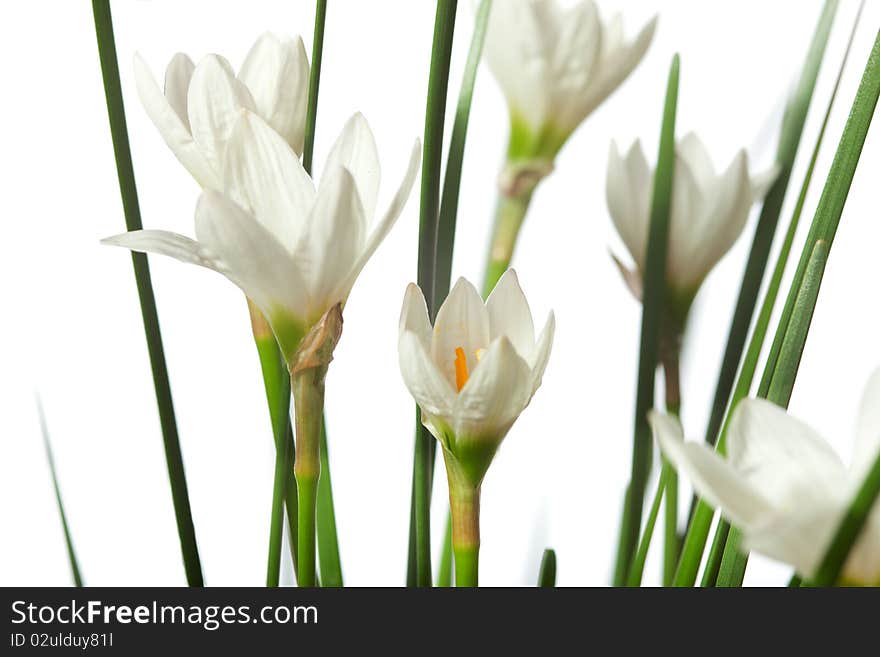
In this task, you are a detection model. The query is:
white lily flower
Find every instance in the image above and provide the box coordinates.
[485,0,657,160]
[607,133,778,315]
[398,270,555,484]
[134,32,310,189]
[650,370,880,585]
[104,111,421,360]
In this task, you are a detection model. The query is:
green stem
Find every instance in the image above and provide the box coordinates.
[292,370,323,588]
[266,414,292,587]
[302,0,327,175]
[91,0,202,586]
[700,520,730,586]
[447,474,480,588]
[538,549,557,587]
[715,527,748,587]
[482,190,534,297]
[317,421,343,586]
[436,512,453,587]
[662,349,681,586]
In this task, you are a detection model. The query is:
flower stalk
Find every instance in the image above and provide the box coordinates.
[483,185,537,297]
[445,457,481,587]
[290,304,343,587]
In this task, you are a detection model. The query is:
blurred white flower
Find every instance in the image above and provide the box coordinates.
[650,370,880,585]
[104,111,420,360]
[398,270,555,485]
[485,0,656,160]
[607,133,778,312]
[134,32,310,189]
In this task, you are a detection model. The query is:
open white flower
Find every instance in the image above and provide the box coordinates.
[134,32,310,189]
[485,0,656,160]
[398,270,555,485]
[650,370,880,585]
[104,111,421,360]
[607,133,778,314]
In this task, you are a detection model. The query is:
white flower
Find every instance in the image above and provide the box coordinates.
[485,0,656,158]
[398,270,555,484]
[607,133,778,310]
[650,370,880,585]
[104,111,421,360]
[134,32,310,189]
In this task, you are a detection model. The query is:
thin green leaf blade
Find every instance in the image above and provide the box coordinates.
[614,53,680,586]
[302,0,327,175]
[36,397,83,587]
[317,422,343,586]
[538,549,557,588]
[91,0,202,586]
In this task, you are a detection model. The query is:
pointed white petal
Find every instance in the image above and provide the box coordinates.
[726,398,848,512]
[750,163,780,200]
[665,151,706,291]
[399,331,456,418]
[194,190,309,320]
[187,54,255,172]
[101,229,220,271]
[133,53,219,188]
[238,33,310,154]
[577,15,657,123]
[606,139,651,271]
[486,269,535,357]
[528,311,555,396]
[295,167,365,316]
[164,53,195,128]
[223,110,316,249]
[853,368,880,479]
[329,140,421,305]
[453,336,533,442]
[677,132,715,188]
[399,283,433,350]
[650,411,774,529]
[322,113,381,220]
[431,277,491,391]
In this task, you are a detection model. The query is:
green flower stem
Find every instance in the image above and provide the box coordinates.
[317,422,343,586]
[302,0,327,175]
[91,0,202,586]
[447,475,481,588]
[290,306,342,588]
[482,189,534,297]
[699,519,730,586]
[662,349,682,586]
[436,513,453,587]
[715,527,748,587]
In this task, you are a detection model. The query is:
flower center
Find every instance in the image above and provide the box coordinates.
[453,346,485,392]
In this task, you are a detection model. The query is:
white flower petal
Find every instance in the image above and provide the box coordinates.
[399,283,433,350]
[529,311,555,395]
[322,113,381,220]
[666,152,706,291]
[133,53,219,188]
[238,33,309,154]
[578,15,657,124]
[650,411,774,529]
[677,132,715,188]
[164,53,195,128]
[194,190,309,320]
[606,139,651,272]
[295,167,365,315]
[486,269,535,357]
[431,277,490,391]
[187,54,255,173]
[853,368,880,480]
[548,0,602,132]
[399,331,456,419]
[453,336,533,442]
[726,398,848,512]
[222,110,316,249]
[101,229,220,271]
[329,140,420,305]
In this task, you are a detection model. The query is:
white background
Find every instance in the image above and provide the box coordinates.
[2,0,879,587]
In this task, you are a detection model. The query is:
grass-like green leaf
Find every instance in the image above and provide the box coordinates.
[701,0,839,451]
[675,3,859,586]
[317,422,342,586]
[626,466,669,587]
[91,0,202,586]
[36,396,83,587]
[613,54,680,586]
[302,0,327,175]
[407,0,459,588]
[538,549,557,587]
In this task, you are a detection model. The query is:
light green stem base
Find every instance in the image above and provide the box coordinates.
[292,369,324,588]
[482,190,534,298]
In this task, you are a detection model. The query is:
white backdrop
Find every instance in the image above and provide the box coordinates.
[2,0,879,586]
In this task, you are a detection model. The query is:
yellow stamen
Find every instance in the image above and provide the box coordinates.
[454,347,469,392]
